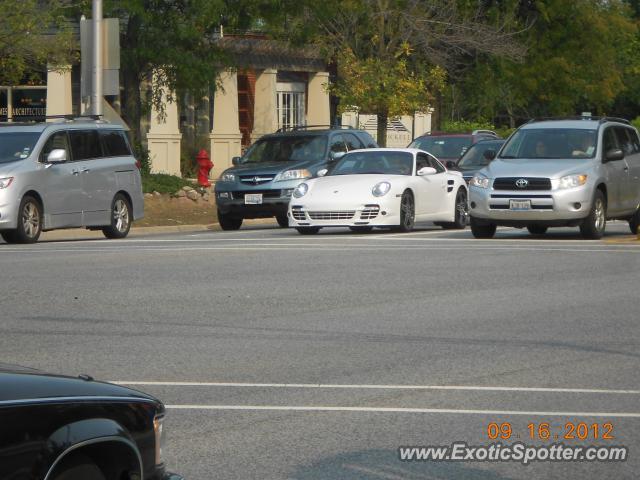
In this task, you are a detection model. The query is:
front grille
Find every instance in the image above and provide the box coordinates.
[291,208,306,221]
[231,189,281,199]
[493,177,551,191]
[308,211,355,220]
[360,205,380,220]
[239,174,275,185]
[489,204,553,210]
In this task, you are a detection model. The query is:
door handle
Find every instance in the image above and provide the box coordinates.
[623,166,629,172]
[81,168,91,173]
[71,169,80,175]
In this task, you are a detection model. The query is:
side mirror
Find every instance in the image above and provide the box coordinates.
[329,151,346,162]
[317,168,328,177]
[445,160,458,170]
[231,156,242,166]
[417,166,437,176]
[483,149,497,161]
[47,149,67,163]
[605,149,624,162]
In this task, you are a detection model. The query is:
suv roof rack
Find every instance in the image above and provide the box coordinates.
[276,124,354,133]
[526,115,630,125]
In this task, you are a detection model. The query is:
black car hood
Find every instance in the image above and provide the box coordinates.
[0,364,158,403]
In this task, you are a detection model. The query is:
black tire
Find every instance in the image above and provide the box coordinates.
[527,225,548,235]
[579,190,606,239]
[217,210,243,231]
[396,191,415,232]
[629,207,640,235]
[441,188,468,229]
[296,227,320,235]
[470,217,497,239]
[102,194,132,239]
[276,213,289,228]
[3,195,43,244]
[349,226,373,233]
[52,454,106,480]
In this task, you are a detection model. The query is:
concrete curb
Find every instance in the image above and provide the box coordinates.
[38,218,279,241]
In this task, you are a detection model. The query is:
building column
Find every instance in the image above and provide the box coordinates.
[306,71,330,127]
[251,69,278,142]
[210,70,242,181]
[413,110,433,138]
[46,66,72,118]
[146,79,182,176]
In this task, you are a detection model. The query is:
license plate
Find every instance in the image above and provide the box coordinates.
[509,199,531,211]
[245,193,263,204]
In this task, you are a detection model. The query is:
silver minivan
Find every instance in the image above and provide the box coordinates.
[468,117,640,239]
[0,118,144,243]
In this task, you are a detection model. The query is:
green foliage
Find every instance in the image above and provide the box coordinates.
[0,0,76,85]
[447,0,639,125]
[141,173,194,194]
[632,116,640,131]
[441,119,495,134]
[133,142,151,177]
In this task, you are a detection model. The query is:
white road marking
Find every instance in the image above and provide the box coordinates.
[164,404,640,417]
[111,381,640,395]
[1,245,638,254]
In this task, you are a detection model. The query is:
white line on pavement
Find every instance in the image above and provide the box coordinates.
[1,245,638,254]
[111,381,640,395]
[163,404,640,417]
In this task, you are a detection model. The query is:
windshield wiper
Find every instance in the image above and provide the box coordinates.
[499,155,517,159]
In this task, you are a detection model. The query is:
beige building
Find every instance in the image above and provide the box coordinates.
[146,36,332,179]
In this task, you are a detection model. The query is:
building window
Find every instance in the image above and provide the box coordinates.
[277,82,305,131]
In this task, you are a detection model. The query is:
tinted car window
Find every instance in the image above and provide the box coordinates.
[243,135,327,163]
[614,127,635,156]
[40,131,70,163]
[628,128,640,153]
[69,130,102,160]
[457,141,504,170]
[0,132,40,164]
[343,133,364,151]
[330,151,413,176]
[101,130,131,156]
[410,137,472,159]
[416,153,430,172]
[329,135,348,154]
[602,127,618,153]
[501,128,597,159]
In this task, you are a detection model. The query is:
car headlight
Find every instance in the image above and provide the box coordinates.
[221,173,235,182]
[558,174,588,189]
[372,181,391,197]
[293,183,309,198]
[470,175,490,189]
[153,414,165,466]
[274,169,311,182]
[0,177,14,189]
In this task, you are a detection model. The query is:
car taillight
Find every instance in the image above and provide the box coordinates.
[135,160,142,170]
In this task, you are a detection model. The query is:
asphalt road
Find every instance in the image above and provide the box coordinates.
[1,222,639,479]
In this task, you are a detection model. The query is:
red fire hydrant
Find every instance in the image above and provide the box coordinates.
[196,149,213,187]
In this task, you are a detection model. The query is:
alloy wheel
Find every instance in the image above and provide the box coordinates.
[113,199,130,233]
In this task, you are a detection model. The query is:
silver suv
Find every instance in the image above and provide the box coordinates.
[468,117,640,239]
[0,117,144,243]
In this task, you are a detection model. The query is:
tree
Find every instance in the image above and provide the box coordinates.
[72,0,235,144]
[448,0,639,126]
[303,0,524,145]
[0,0,75,85]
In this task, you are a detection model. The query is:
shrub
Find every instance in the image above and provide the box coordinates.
[141,173,194,194]
[441,119,496,133]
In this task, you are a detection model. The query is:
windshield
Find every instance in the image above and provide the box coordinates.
[0,132,40,164]
[500,128,597,159]
[457,141,505,170]
[329,151,413,176]
[409,136,472,159]
[242,135,327,163]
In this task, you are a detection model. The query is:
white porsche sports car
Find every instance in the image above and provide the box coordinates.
[288,148,468,234]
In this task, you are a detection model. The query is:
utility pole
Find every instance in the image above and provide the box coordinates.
[92,0,103,116]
